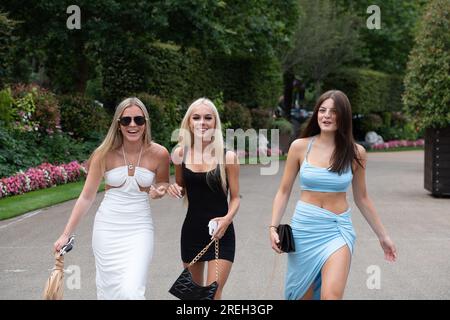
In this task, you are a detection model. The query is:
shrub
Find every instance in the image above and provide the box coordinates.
[271,118,294,135]
[361,113,383,132]
[403,0,450,129]
[0,87,13,124]
[223,101,252,130]
[58,94,110,140]
[11,84,61,133]
[211,55,282,108]
[250,109,273,130]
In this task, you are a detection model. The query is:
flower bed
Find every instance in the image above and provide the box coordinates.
[370,139,425,150]
[0,161,87,198]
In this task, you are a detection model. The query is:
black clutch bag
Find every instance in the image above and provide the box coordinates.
[169,239,219,300]
[277,224,295,253]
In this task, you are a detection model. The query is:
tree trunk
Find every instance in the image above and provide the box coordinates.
[74,33,88,93]
[283,71,294,120]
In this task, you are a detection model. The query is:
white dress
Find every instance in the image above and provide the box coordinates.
[92,152,155,300]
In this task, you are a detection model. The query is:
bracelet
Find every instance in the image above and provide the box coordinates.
[269,225,278,230]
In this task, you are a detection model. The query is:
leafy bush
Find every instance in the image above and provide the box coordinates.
[211,55,282,108]
[0,124,99,178]
[58,94,110,140]
[0,87,13,124]
[11,84,61,133]
[223,101,252,130]
[271,118,294,135]
[403,0,450,129]
[250,109,273,130]
[361,113,383,132]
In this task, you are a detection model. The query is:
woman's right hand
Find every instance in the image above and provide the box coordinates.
[270,227,282,254]
[167,183,184,199]
[53,234,69,253]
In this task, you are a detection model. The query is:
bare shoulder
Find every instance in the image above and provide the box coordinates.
[225,150,238,165]
[173,145,184,158]
[289,138,310,159]
[355,143,367,159]
[147,142,170,159]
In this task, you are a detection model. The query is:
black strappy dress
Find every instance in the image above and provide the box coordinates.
[180,162,235,263]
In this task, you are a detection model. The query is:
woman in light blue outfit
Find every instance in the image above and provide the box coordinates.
[270,90,397,300]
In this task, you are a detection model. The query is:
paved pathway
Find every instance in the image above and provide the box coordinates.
[1,150,449,299]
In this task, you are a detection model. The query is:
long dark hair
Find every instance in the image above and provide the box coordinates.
[300,90,363,174]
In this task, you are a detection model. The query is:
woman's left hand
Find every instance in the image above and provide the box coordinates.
[149,185,167,199]
[211,216,232,240]
[379,235,397,262]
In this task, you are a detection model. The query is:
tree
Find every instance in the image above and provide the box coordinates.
[335,0,427,74]
[403,0,450,129]
[282,0,360,115]
[0,1,163,93]
[0,11,18,88]
[154,0,298,58]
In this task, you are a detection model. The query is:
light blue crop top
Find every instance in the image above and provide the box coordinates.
[299,137,353,193]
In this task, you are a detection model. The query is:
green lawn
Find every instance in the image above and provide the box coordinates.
[0,180,105,220]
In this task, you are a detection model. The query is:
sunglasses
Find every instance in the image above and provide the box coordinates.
[118,116,146,126]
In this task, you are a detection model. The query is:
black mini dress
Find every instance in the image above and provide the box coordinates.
[180,162,235,263]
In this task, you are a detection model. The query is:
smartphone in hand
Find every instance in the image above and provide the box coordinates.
[208,220,218,236]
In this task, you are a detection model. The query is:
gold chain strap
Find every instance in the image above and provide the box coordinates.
[188,238,220,282]
[215,239,219,282]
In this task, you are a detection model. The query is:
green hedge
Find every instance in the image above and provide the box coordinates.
[323,68,404,114]
[144,43,218,106]
[101,46,149,111]
[135,93,181,150]
[101,41,283,112]
[211,55,282,109]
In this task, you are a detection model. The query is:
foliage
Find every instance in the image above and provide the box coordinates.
[250,109,273,131]
[144,43,218,107]
[0,124,98,178]
[211,55,282,108]
[0,88,14,124]
[135,93,181,150]
[58,94,110,140]
[0,161,86,198]
[283,0,361,95]
[0,11,17,88]
[155,0,298,58]
[223,101,252,130]
[271,118,294,135]
[11,84,60,133]
[403,0,450,129]
[323,68,404,114]
[335,0,427,74]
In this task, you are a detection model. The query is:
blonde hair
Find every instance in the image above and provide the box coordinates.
[90,97,152,170]
[178,97,227,194]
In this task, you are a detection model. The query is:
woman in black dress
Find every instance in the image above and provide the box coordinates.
[168,97,240,299]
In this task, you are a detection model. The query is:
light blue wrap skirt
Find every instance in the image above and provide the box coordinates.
[285,200,356,300]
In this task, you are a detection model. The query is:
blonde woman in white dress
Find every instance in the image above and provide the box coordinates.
[54,97,170,299]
